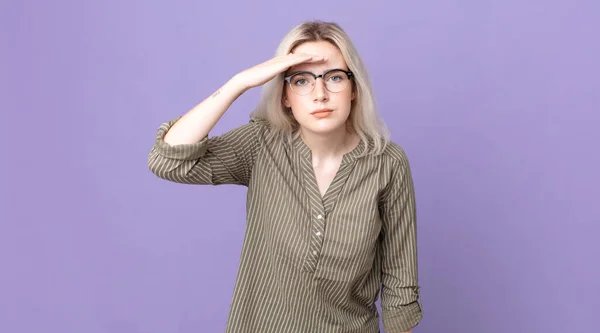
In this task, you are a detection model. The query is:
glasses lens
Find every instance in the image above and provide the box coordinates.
[288,70,351,95]
[290,73,315,95]
[324,70,350,93]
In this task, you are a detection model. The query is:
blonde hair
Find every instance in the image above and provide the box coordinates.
[250,20,390,156]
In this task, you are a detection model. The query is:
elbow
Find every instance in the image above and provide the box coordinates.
[147,148,212,185]
[147,149,168,179]
[147,148,180,181]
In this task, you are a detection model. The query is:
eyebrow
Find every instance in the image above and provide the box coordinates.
[286,68,348,76]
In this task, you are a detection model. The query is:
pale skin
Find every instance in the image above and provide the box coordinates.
[164,41,359,197]
[162,42,413,333]
[283,41,361,197]
[163,52,325,146]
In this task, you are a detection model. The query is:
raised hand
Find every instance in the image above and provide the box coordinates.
[235,53,327,89]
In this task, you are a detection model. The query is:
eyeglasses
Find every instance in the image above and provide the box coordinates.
[284,68,353,96]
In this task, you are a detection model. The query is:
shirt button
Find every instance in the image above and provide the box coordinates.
[317,214,323,219]
[316,232,322,236]
[313,250,318,255]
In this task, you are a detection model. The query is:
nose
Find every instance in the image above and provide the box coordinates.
[313,77,329,102]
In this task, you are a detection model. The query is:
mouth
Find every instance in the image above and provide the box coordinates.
[311,109,333,119]
[311,108,333,118]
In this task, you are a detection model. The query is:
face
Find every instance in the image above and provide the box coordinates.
[283,41,355,136]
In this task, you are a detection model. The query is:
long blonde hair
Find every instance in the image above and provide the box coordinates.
[250,20,390,156]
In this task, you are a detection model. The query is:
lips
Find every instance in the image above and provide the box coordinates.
[311,109,333,119]
[311,108,333,115]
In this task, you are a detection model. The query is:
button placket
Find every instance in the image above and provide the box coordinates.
[311,211,326,254]
[296,144,335,274]
[302,209,326,272]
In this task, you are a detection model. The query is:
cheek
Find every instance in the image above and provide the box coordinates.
[287,95,309,111]
[335,91,354,108]
[284,88,302,108]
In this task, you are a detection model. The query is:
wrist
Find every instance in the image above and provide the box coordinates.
[228,73,251,94]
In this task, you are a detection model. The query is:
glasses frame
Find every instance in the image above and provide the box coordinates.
[283,68,354,95]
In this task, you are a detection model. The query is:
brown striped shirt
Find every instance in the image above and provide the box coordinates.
[148,116,423,333]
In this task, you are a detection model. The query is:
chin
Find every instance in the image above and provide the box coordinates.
[299,118,348,135]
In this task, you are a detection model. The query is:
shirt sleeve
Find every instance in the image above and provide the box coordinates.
[379,154,423,332]
[147,116,268,186]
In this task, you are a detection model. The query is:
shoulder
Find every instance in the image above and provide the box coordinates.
[376,140,411,169]
[376,141,417,202]
[248,116,271,128]
[246,116,282,147]
[238,116,273,139]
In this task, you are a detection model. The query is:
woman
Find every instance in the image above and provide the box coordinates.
[148,20,422,333]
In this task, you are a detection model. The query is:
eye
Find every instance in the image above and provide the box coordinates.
[293,78,308,86]
[291,74,312,86]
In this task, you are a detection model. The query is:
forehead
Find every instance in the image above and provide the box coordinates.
[288,41,348,73]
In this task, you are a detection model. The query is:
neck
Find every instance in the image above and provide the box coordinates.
[299,123,357,161]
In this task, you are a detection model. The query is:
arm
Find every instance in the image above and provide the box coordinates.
[148,75,265,186]
[161,52,326,146]
[148,53,327,186]
[162,75,248,146]
[379,155,423,333]
[148,115,266,186]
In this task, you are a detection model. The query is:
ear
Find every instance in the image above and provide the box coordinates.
[351,91,356,100]
[283,94,291,108]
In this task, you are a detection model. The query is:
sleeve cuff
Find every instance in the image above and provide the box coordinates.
[152,116,209,160]
[382,301,423,332]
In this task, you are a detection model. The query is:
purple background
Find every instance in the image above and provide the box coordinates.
[2,1,599,332]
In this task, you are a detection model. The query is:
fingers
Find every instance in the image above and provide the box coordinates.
[294,52,327,61]
[307,55,328,62]
[285,53,328,66]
